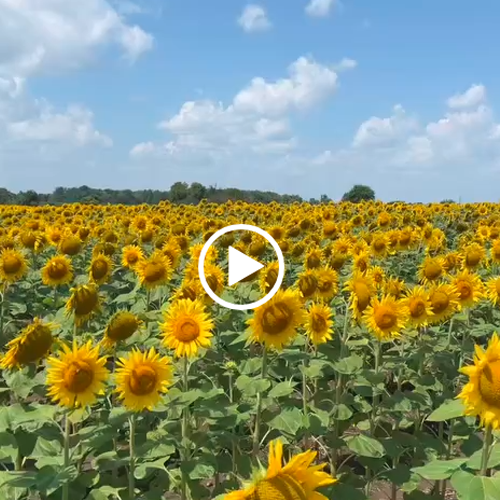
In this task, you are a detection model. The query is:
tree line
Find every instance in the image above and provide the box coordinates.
[0,183,377,206]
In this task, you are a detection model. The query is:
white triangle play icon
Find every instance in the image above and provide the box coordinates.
[228,246,264,286]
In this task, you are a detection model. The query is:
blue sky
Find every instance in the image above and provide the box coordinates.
[1,0,500,202]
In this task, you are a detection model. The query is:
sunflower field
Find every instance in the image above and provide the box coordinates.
[2,200,500,500]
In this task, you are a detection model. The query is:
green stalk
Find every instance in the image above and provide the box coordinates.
[302,340,309,418]
[128,415,136,499]
[62,415,70,500]
[0,283,7,339]
[480,425,493,476]
[228,371,237,474]
[181,356,190,500]
[252,348,268,458]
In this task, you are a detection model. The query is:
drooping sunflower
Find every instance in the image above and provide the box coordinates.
[161,239,182,269]
[452,269,484,310]
[401,286,433,328]
[296,269,318,300]
[41,254,73,287]
[353,251,371,274]
[461,242,487,270]
[363,295,409,341]
[486,276,500,306]
[114,348,174,412]
[223,439,336,500]
[344,270,376,321]
[135,251,173,290]
[248,289,306,351]
[418,255,446,285]
[203,262,226,295]
[314,267,339,302]
[46,340,109,408]
[427,283,460,325]
[0,248,28,283]
[160,299,214,358]
[0,318,54,370]
[121,245,144,269]
[101,311,143,350]
[59,234,83,256]
[89,253,113,285]
[66,283,101,326]
[303,303,334,346]
[172,279,205,302]
[304,247,322,269]
[260,262,280,295]
[384,277,406,299]
[458,332,500,429]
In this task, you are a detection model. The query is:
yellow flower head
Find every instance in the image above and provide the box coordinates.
[0,248,28,283]
[363,295,409,342]
[304,302,334,346]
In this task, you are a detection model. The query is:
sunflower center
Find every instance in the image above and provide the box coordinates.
[311,314,327,333]
[2,255,22,274]
[424,262,442,280]
[478,360,500,408]
[15,325,53,365]
[409,298,426,318]
[431,291,450,314]
[299,276,317,298]
[261,303,292,335]
[92,260,109,280]
[64,361,94,393]
[129,365,158,396]
[306,254,321,269]
[107,316,139,341]
[495,280,500,295]
[177,319,200,342]
[251,474,307,500]
[48,261,69,279]
[456,281,472,300]
[354,282,371,311]
[207,275,219,292]
[126,252,140,265]
[373,240,386,252]
[373,306,397,329]
[74,289,99,315]
[143,262,167,283]
[318,278,333,293]
[466,251,481,267]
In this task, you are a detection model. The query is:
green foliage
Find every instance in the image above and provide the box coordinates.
[341,184,376,203]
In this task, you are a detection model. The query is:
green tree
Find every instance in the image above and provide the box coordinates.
[341,184,375,203]
[169,182,189,202]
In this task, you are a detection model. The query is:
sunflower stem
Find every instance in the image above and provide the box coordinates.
[0,282,7,340]
[252,347,268,459]
[128,414,136,500]
[480,425,493,476]
[62,414,70,500]
[181,356,190,500]
[228,371,237,474]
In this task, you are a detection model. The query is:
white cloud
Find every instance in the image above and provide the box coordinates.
[447,84,486,109]
[238,4,271,33]
[131,56,352,160]
[305,0,336,18]
[0,0,153,78]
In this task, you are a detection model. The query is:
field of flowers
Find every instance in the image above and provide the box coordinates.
[1,199,500,500]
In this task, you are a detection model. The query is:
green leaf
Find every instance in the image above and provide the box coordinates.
[467,443,500,470]
[332,355,364,375]
[235,375,270,397]
[451,470,500,500]
[0,432,18,462]
[268,408,303,435]
[331,404,353,420]
[345,434,385,458]
[36,465,79,495]
[427,399,466,422]
[412,458,468,480]
[268,381,296,399]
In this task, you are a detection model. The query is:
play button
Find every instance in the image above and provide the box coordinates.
[197,224,285,311]
[228,246,264,286]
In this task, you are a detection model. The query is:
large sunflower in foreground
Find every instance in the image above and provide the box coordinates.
[248,289,306,351]
[115,348,173,412]
[0,248,28,283]
[303,303,334,346]
[363,295,409,341]
[458,332,500,429]
[0,318,54,370]
[486,276,500,306]
[160,299,214,358]
[223,439,336,500]
[41,254,73,287]
[46,341,109,408]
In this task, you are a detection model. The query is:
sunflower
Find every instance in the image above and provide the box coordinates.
[66,283,101,326]
[427,283,460,325]
[122,245,144,269]
[89,253,113,285]
[353,251,370,274]
[59,234,83,256]
[248,289,306,351]
[172,279,205,302]
[367,266,385,289]
[443,251,463,273]
[203,262,225,295]
[401,286,433,328]
[135,251,173,290]
[458,332,500,429]
[452,269,484,310]
[0,248,28,283]
[223,439,336,500]
[296,269,318,300]
[161,239,182,269]
[41,254,73,287]
[314,267,338,302]
[461,242,486,270]
[260,262,280,295]
[418,255,446,285]
[384,277,406,299]
[370,232,390,257]
[101,311,143,350]
[160,299,214,358]
[303,303,334,346]
[363,295,409,341]
[46,340,109,408]
[490,239,500,264]
[304,247,322,269]
[114,348,173,412]
[344,270,376,321]
[1,318,54,370]
[486,277,500,306]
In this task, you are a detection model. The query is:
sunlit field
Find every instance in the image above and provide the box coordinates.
[1,200,500,500]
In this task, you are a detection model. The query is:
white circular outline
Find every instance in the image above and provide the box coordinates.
[198,224,285,311]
